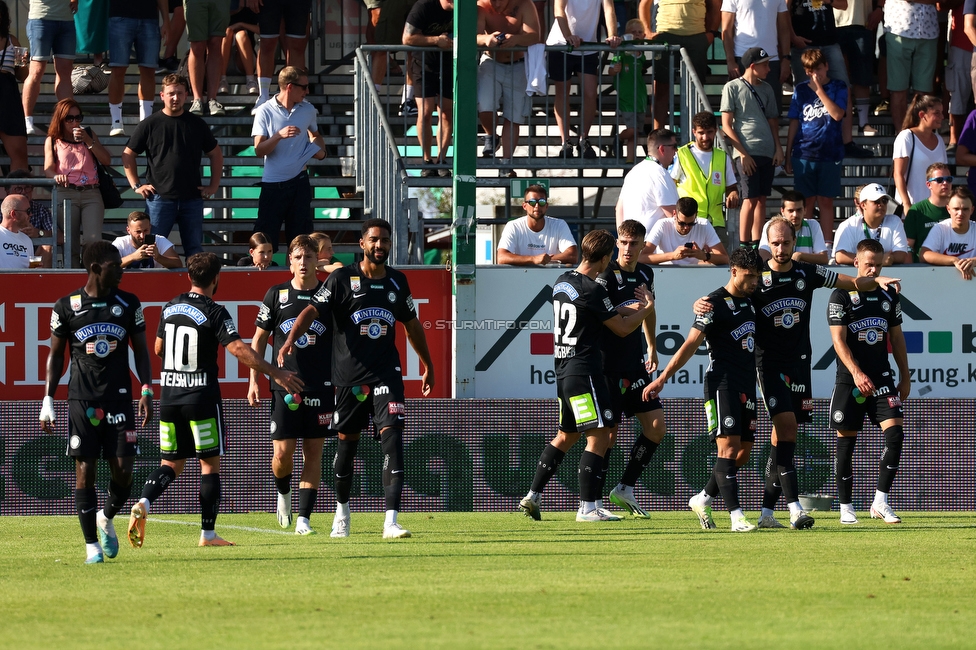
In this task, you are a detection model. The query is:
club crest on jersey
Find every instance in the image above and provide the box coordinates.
[858,329,882,344]
[762,271,772,287]
[882,301,890,312]
[849,291,860,305]
[614,270,623,286]
[388,291,397,303]
[774,311,798,329]
[279,289,289,304]
[86,335,118,358]
[70,294,82,311]
[361,321,388,339]
[725,297,736,311]
[350,276,361,292]
[795,279,805,291]
[111,304,123,317]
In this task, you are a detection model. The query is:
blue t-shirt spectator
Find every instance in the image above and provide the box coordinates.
[788,78,848,161]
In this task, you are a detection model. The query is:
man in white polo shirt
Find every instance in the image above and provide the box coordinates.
[0,195,35,269]
[252,66,326,252]
[643,197,729,265]
[497,185,578,266]
[921,186,976,280]
[832,183,912,266]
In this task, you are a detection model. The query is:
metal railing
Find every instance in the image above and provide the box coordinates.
[354,47,411,265]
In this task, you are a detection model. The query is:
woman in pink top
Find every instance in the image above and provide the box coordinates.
[44,98,112,263]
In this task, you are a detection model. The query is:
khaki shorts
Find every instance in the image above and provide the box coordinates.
[183,0,230,41]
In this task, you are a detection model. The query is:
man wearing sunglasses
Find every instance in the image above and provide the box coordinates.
[5,169,56,267]
[496,185,578,265]
[904,162,952,262]
[832,183,912,266]
[252,66,326,253]
[643,197,729,266]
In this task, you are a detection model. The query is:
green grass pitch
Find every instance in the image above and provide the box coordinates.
[1,511,973,649]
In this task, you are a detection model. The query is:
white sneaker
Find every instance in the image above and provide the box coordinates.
[26,120,44,135]
[688,494,716,530]
[757,514,786,529]
[245,75,258,95]
[208,99,225,116]
[109,121,126,136]
[217,76,229,94]
[731,516,757,532]
[330,513,350,538]
[840,508,859,525]
[609,485,649,519]
[576,507,621,522]
[276,492,292,529]
[189,99,203,115]
[383,522,411,539]
[870,502,902,524]
[295,517,316,535]
[518,495,541,521]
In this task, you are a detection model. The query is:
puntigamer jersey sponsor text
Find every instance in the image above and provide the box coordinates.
[693,287,757,390]
[255,281,332,392]
[753,260,837,364]
[597,261,654,376]
[827,287,902,384]
[156,292,242,404]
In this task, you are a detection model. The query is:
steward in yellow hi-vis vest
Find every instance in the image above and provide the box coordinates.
[675,143,729,229]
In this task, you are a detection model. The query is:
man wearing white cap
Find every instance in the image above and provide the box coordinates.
[832,183,912,266]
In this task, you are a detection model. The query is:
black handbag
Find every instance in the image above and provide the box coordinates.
[85,127,123,209]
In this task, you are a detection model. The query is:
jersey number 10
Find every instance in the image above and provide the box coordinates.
[163,323,200,372]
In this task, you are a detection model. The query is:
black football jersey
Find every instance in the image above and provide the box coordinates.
[692,287,757,391]
[312,263,417,387]
[255,280,332,393]
[552,270,617,379]
[826,286,902,384]
[156,292,242,405]
[753,260,837,365]
[50,288,146,400]
[597,261,654,376]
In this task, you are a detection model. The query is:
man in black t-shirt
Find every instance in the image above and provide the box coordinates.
[518,230,654,522]
[121,74,223,257]
[402,0,454,174]
[279,219,434,539]
[645,247,763,532]
[40,242,155,564]
[248,235,334,536]
[127,253,302,549]
[827,238,910,525]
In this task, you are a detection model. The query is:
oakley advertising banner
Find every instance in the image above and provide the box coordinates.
[473,266,976,398]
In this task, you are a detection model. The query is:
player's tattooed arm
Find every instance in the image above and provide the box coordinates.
[248,327,272,406]
[830,324,875,396]
[130,331,154,427]
[40,333,68,434]
[277,304,318,366]
[403,317,435,396]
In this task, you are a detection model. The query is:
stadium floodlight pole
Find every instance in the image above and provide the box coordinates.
[452,0,477,398]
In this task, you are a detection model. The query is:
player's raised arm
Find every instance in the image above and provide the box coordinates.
[277,303,318,366]
[644,327,705,399]
[402,317,435,396]
[40,333,68,434]
[228,339,304,394]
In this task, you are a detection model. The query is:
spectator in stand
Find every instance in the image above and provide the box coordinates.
[883,0,939,131]
[720,47,782,249]
[0,194,34,268]
[758,190,830,264]
[833,0,881,136]
[157,0,185,72]
[670,110,738,247]
[920,186,976,279]
[545,0,621,159]
[5,169,56,267]
[616,128,680,236]
[832,183,911,265]
[607,19,647,164]
[236,231,279,267]
[218,4,259,97]
[310,231,343,273]
[403,0,454,177]
[22,0,76,135]
[945,3,972,150]
[644,196,729,265]
[904,162,952,262]
[497,184,578,265]
[185,0,230,116]
[370,0,420,117]
[476,0,541,177]
[249,0,310,113]
[252,66,326,253]
[112,210,182,269]
[720,0,790,103]
[639,0,719,130]
[0,2,29,172]
[43,99,111,261]
[107,0,168,137]
[122,74,223,258]
[785,48,847,242]
[893,94,947,214]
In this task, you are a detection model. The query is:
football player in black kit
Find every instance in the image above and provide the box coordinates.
[599,220,668,519]
[278,219,434,539]
[40,241,155,564]
[645,247,762,532]
[691,217,900,529]
[518,230,655,522]
[827,239,910,525]
[127,253,303,549]
[249,235,334,535]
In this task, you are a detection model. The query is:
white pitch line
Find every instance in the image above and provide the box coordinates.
[148,517,294,536]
